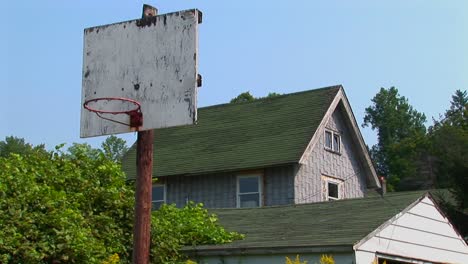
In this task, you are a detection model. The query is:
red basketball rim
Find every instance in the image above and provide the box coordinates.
[83,97,141,115]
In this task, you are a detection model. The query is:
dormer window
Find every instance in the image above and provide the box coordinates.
[325,130,341,153]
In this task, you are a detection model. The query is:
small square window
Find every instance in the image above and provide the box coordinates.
[333,134,340,152]
[322,176,343,201]
[325,131,333,149]
[324,130,341,154]
[237,175,262,208]
[152,184,166,209]
[328,182,339,201]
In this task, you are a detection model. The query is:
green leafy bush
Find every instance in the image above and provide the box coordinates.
[151,202,244,263]
[0,145,134,263]
[0,141,243,263]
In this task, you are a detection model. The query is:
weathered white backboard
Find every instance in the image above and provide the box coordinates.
[81,9,200,138]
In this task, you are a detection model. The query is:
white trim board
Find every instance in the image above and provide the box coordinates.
[354,193,468,264]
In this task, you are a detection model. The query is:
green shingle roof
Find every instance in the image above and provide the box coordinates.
[191,191,427,251]
[122,86,341,178]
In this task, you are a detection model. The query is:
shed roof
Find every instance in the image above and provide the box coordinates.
[188,191,428,252]
[122,86,341,178]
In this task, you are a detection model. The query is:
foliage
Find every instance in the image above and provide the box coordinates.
[0,144,134,263]
[371,259,386,264]
[102,253,121,264]
[319,254,335,264]
[286,255,307,264]
[0,136,46,157]
[230,91,256,103]
[0,139,243,263]
[150,202,244,263]
[362,87,427,191]
[230,91,283,103]
[439,89,468,129]
[266,92,282,98]
[101,135,129,163]
[429,89,468,209]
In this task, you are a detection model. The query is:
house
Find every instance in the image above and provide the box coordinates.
[122,85,381,208]
[183,191,468,264]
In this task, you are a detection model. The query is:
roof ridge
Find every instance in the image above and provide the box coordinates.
[199,85,342,110]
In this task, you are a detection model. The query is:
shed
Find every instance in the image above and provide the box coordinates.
[184,191,468,264]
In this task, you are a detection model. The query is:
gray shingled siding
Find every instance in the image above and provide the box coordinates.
[164,173,237,208]
[161,165,295,208]
[295,105,367,204]
[264,166,295,206]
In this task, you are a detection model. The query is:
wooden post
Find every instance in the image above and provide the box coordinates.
[132,5,157,264]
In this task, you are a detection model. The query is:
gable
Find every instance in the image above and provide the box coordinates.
[299,89,380,188]
[122,86,340,178]
[355,194,468,263]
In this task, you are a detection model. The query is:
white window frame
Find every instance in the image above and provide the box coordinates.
[324,129,341,154]
[322,176,343,201]
[327,181,340,201]
[152,184,166,209]
[236,175,262,208]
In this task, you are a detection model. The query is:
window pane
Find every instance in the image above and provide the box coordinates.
[152,185,164,201]
[239,193,260,208]
[333,134,340,152]
[152,201,164,210]
[328,182,338,199]
[325,131,332,148]
[239,176,259,193]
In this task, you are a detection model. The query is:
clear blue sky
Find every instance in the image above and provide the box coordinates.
[1,1,467,149]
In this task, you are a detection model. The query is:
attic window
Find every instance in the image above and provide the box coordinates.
[237,175,262,208]
[328,182,339,201]
[325,130,341,153]
[152,184,166,210]
[322,175,343,201]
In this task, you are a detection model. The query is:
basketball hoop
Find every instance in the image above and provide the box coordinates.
[83,97,143,128]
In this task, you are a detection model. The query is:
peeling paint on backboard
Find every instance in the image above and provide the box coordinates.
[80,9,200,138]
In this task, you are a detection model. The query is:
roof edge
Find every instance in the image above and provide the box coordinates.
[182,244,353,256]
[200,85,343,110]
[426,192,468,247]
[353,192,428,250]
[297,86,343,165]
[339,88,380,188]
[125,162,298,180]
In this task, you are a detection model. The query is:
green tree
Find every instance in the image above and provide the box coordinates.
[0,140,243,263]
[230,91,283,104]
[150,203,244,263]
[266,92,282,98]
[429,89,468,209]
[230,91,255,103]
[442,89,468,129]
[0,144,134,263]
[0,136,45,157]
[101,135,129,162]
[362,87,427,190]
[66,142,102,160]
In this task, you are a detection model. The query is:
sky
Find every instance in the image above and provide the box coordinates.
[1,0,467,150]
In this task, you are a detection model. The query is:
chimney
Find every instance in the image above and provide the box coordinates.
[379,176,387,196]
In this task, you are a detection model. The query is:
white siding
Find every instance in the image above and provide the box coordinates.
[295,105,367,204]
[355,196,468,264]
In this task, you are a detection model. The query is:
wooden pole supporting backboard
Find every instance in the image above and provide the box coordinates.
[80,4,200,262]
[132,6,157,264]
